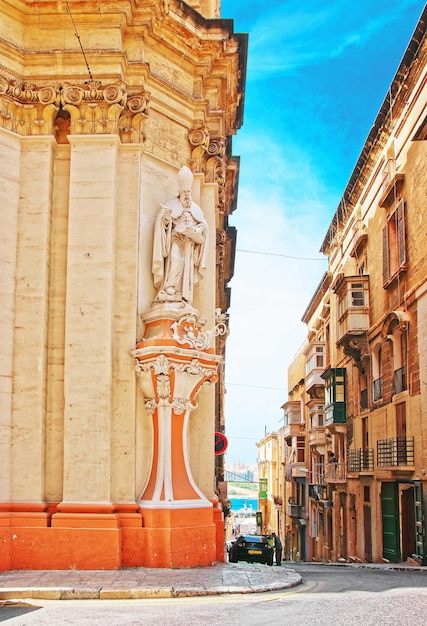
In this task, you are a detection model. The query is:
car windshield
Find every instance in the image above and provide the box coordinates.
[242,536,266,544]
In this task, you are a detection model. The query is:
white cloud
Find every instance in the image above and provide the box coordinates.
[246,0,422,76]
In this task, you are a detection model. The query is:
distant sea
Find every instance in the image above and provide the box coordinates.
[229,497,258,513]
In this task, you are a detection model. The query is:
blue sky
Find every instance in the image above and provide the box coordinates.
[219,1,425,466]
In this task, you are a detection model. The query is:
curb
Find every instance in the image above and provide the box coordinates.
[0,575,302,601]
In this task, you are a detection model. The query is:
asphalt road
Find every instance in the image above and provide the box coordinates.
[1,565,426,626]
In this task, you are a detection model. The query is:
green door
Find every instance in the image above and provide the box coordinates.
[414,482,426,564]
[381,482,400,562]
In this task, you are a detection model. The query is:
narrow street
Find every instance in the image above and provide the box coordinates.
[2,565,426,626]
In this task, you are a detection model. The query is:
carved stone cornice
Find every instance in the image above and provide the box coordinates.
[0,74,150,142]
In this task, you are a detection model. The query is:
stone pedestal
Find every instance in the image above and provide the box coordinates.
[130,306,223,567]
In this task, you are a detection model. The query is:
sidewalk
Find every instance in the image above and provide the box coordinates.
[1,560,424,602]
[0,562,302,601]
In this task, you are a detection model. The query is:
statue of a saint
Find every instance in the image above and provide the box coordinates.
[152,166,208,305]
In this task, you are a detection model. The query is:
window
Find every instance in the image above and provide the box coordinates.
[324,370,345,405]
[306,344,325,374]
[372,345,383,402]
[296,436,305,463]
[390,322,408,394]
[383,199,407,287]
[321,368,347,424]
[309,405,324,429]
[351,283,366,307]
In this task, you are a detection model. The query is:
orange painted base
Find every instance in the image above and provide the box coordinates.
[0,506,225,570]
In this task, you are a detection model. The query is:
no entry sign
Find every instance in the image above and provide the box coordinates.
[214,432,228,455]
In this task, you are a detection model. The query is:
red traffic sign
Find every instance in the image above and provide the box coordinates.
[214,432,228,455]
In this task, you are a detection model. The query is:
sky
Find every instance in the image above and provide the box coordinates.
[219,1,425,467]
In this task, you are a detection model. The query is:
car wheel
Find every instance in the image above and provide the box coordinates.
[267,556,273,566]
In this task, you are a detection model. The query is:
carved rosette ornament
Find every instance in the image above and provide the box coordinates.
[0,73,149,142]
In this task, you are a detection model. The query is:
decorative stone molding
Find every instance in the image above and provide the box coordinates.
[0,74,149,142]
[188,125,227,210]
[171,309,228,350]
[133,352,219,413]
[188,126,210,172]
[216,229,227,269]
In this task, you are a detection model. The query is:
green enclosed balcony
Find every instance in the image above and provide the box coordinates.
[321,367,346,426]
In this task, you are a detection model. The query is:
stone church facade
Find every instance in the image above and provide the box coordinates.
[0,0,246,569]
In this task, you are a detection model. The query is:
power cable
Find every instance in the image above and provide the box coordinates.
[236,248,325,261]
[65,0,94,81]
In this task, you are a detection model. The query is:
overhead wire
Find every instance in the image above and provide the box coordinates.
[65,0,94,81]
[236,248,325,261]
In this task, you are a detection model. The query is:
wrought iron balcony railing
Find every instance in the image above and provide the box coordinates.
[347,448,374,472]
[377,436,414,467]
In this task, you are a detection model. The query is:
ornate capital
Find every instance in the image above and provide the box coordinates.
[0,73,149,142]
[132,352,219,412]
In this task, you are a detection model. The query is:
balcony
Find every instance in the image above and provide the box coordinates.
[377,436,414,468]
[309,483,327,500]
[347,448,374,473]
[322,368,346,427]
[324,462,346,483]
[287,503,302,518]
[393,366,407,395]
[313,462,346,484]
[305,368,325,396]
[283,420,302,441]
[286,462,308,480]
[309,426,327,448]
[335,276,370,341]
[282,401,302,441]
[305,342,325,397]
[312,464,325,486]
[372,377,383,402]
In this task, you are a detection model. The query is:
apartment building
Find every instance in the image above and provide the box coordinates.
[256,432,279,535]
[283,7,427,564]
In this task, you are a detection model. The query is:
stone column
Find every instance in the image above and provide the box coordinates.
[59,135,119,507]
[10,136,56,511]
[0,129,21,507]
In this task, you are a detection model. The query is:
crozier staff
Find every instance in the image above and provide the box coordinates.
[152,166,208,305]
